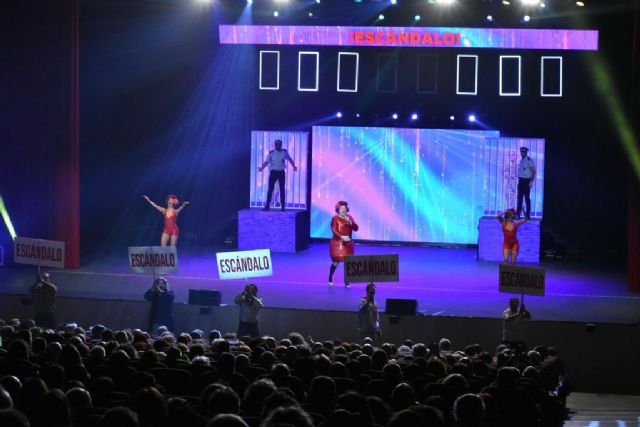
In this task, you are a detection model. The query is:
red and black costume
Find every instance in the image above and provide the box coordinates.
[330,214,359,261]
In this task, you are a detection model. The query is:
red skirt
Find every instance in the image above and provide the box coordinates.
[330,238,355,262]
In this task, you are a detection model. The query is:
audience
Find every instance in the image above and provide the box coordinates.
[0,317,570,427]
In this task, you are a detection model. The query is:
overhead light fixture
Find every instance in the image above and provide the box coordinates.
[576,1,585,6]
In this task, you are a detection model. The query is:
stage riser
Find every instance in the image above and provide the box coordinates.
[478,216,540,262]
[238,209,309,253]
[0,294,638,394]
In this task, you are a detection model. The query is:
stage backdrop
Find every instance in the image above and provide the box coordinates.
[250,131,309,210]
[311,126,501,245]
[483,137,545,218]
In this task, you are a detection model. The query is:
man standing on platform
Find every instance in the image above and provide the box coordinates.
[258,139,297,211]
[30,272,57,329]
[516,146,536,219]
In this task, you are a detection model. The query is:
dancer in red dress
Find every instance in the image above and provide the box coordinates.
[143,194,190,247]
[497,209,528,264]
[328,201,359,287]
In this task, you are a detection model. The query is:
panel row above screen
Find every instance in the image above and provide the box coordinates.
[259,51,563,97]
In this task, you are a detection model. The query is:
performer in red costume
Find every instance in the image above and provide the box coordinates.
[143,194,190,247]
[497,209,528,264]
[328,201,359,287]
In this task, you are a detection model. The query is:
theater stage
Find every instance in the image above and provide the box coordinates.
[1,243,637,324]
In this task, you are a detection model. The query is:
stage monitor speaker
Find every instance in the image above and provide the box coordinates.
[188,289,221,307]
[385,298,417,316]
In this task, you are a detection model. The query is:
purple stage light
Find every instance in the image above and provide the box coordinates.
[411,113,418,120]
[336,112,343,118]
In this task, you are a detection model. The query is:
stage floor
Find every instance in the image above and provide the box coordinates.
[1,243,637,324]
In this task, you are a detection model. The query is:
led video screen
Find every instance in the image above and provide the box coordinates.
[310,126,500,244]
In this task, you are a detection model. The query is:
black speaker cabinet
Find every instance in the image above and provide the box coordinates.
[188,289,221,307]
[385,298,417,316]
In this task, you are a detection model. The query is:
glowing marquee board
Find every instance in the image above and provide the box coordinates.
[310,126,502,245]
[220,25,598,51]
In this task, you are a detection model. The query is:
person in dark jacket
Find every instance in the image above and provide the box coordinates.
[144,277,175,332]
[30,272,57,329]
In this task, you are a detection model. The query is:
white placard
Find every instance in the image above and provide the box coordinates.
[216,249,272,280]
[129,246,178,274]
[344,254,399,283]
[499,264,545,296]
[14,237,65,268]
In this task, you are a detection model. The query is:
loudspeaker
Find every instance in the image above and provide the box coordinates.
[188,289,221,306]
[385,298,417,316]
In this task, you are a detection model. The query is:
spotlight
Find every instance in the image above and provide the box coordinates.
[378,14,385,20]
[519,0,540,5]
[576,1,585,6]
[436,0,455,4]
[273,10,279,17]
[336,112,343,118]
[411,113,418,120]
[356,113,361,118]
[486,14,493,21]
[523,15,530,22]
[540,2,546,7]
[467,114,476,122]
[308,12,313,17]
[449,115,455,121]
[392,113,398,120]
[414,15,421,21]
[390,0,397,4]
[316,0,321,3]
[196,0,212,3]
[502,0,511,5]
[247,0,253,4]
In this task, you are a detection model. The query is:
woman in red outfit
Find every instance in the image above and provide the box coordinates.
[143,194,190,247]
[497,209,528,264]
[329,201,359,287]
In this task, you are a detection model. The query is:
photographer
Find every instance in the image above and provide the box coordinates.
[30,272,58,329]
[144,277,175,332]
[233,284,263,337]
[502,297,532,351]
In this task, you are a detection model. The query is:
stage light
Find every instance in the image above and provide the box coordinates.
[316,0,321,3]
[414,15,421,21]
[356,113,361,118]
[336,112,343,118]
[392,113,398,120]
[502,0,511,5]
[436,0,455,4]
[486,15,493,21]
[576,1,585,6]
[308,12,313,17]
[467,114,476,122]
[378,14,385,20]
[519,0,540,6]
[195,0,212,3]
[247,0,252,4]
[273,10,279,17]
[449,115,455,121]
[390,0,397,4]
[411,113,418,120]
[540,2,546,7]
[0,195,17,240]
[523,15,530,22]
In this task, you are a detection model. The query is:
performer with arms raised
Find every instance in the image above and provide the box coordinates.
[143,194,189,246]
